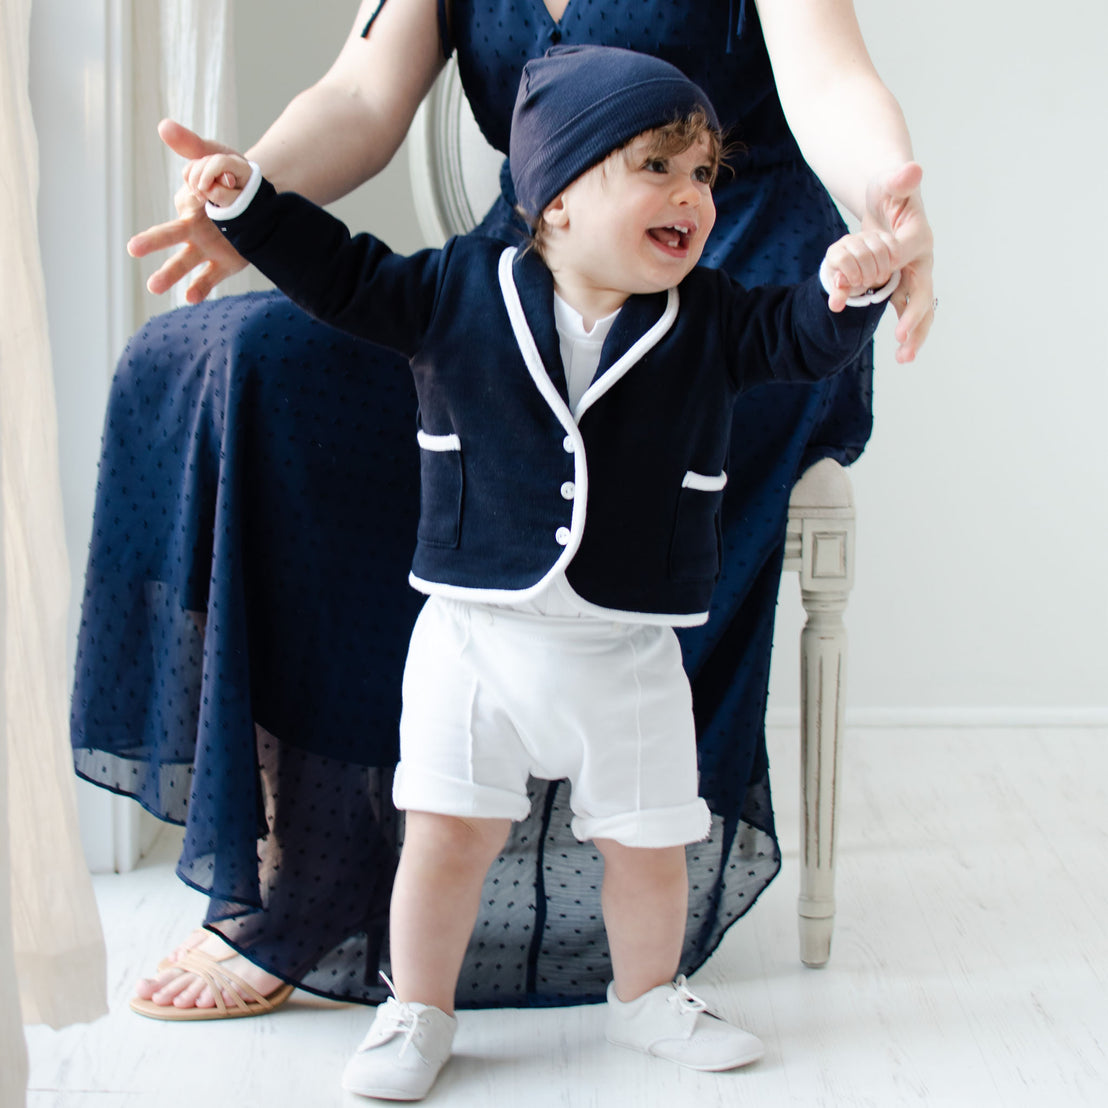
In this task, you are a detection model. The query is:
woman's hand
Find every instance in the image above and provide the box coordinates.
[862,162,934,363]
[127,3,446,304]
[127,120,249,303]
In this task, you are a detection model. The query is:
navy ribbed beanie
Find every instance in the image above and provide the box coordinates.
[509,45,720,220]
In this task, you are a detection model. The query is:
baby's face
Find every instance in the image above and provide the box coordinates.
[551,132,717,299]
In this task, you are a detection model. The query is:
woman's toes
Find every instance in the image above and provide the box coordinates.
[146,973,190,1007]
[134,976,161,1001]
[133,940,286,1012]
[170,975,210,1009]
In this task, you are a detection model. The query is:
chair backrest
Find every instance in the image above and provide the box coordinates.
[408,59,504,247]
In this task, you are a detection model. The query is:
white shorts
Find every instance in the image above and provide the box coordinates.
[394,596,711,848]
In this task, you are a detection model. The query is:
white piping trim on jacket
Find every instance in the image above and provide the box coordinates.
[681,469,728,492]
[407,572,710,627]
[204,161,264,222]
[416,429,461,451]
[497,248,586,586]
[574,286,679,421]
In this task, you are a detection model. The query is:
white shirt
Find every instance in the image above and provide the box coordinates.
[498,293,620,618]
[554,292,619,409]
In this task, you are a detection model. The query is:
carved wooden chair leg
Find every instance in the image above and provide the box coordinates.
[784,458,855,967]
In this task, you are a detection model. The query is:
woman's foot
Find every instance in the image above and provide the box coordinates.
[134,928,287,1012]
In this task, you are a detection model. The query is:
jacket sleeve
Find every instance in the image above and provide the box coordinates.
[721,271,887,390]
[210,177,447,358]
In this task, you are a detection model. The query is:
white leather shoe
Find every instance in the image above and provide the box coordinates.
[605,976,764,1072]
[342,996,457,1101]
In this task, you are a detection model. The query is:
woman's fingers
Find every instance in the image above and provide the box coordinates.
[859,161,936,360]
[133,217,246,298]
[183,259,237,304]
[156,118,234,161]
[127,216,190,259]
[889,263,936,364]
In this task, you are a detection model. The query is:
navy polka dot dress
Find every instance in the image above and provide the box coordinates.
[71,0,871,1007]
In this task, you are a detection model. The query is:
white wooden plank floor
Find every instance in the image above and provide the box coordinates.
[25,726,1108,1107]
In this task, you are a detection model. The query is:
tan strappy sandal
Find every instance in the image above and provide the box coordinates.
[129,947,295,1021]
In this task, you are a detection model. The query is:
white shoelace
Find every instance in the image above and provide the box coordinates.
[667,975,711,1017]
[360,973,424,1059]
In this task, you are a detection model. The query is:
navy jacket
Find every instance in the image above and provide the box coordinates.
[213,179,884,625]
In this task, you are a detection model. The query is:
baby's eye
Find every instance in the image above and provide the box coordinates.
[642,158,668,174]
[693,166,715,185]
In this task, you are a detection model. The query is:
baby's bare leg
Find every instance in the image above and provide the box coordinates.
[389,811,512,1014]
[597,838,764,1070]
[595,839,688,1001]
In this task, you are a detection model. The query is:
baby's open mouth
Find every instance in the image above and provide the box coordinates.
[648,224,693,251]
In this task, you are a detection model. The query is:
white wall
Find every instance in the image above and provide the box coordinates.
[769,0,1108,723]
[35,0,1108,727]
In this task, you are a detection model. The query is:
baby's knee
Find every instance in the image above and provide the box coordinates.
[404,811,511,868]
[595,838,687,881]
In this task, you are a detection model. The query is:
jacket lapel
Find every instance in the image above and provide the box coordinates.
[510,248,568,403]
[597,291,669,377]
[503,247,680,421]
[577,288,678,419]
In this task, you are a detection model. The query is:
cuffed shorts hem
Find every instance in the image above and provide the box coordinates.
[572,798,712,848]
[392,763,532,822]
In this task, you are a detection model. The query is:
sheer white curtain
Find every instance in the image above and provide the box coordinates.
[1,0,108,1102]
[3,0,237,1099]
[132,0,243,316]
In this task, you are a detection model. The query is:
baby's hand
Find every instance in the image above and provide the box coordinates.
[821,230,899,313]
[183,152,253,209]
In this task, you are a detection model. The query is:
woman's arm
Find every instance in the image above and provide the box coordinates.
[129,0,446,303]
[755,0,934,361]
[247,0,445,203]
[755,0,909,218]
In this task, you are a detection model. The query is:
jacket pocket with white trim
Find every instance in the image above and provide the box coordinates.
[416,430,463,548]
[668,469,727,582]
